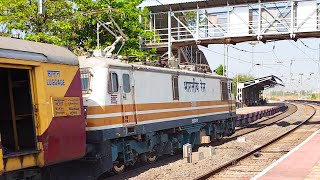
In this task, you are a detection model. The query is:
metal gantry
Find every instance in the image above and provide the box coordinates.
[140,0,320,60]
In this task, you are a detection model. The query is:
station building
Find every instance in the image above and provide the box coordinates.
[236,75,284,108]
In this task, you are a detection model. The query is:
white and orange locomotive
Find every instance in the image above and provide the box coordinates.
[80,56,236,174]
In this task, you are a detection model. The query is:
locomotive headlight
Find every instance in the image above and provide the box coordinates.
[84,106,88,119]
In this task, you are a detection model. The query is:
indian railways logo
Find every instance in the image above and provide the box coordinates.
[47,70,65,86]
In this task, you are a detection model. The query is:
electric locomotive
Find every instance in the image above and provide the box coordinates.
[80,56,236,174]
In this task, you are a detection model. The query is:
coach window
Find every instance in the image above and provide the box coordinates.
[123,74,131,93]
[172,75,179,100]
[110,72,119,93]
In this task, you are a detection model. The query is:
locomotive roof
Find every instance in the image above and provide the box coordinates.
[79,56,230,80]
[0,36,78,65]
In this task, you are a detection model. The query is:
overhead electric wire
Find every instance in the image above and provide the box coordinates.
[289,40,315,61]
[229,45,273,53]
[246,2,303,74]
[155,0,164,5]
[269,43,289,68]
[229,42,288,68]
[203,46,275,70]
[272,3,316,61]
[299,39,319,50]
[261,57,319,61]
[202,47,251,64]
[247,2,314,63]
[207,3,312,74]
[272,44,281,62]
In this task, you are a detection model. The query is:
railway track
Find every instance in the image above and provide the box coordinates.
[236,104,292,131]
[106,103,297,180]
[215,103,296,146]
[196,102,317,180]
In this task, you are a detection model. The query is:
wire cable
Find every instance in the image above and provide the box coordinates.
[229,45,273,54]
[272,3,317,61]
[202,47,252,64]
[289,40,315,61]
[298,39,319,51]
[155,0,164,5]
[202,46,277,71]
[271,44,281,62]
[269,43,288,68]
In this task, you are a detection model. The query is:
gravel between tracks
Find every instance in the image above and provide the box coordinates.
[113,103,314,180]
[210,103,320,179]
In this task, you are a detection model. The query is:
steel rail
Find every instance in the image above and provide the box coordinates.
[236,104,290,131]
[225,103,297,142]
[105,104,295,179]
[195,102,316,180]
[104,104,296,179]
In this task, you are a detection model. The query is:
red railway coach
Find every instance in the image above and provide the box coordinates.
[0,37,86,179]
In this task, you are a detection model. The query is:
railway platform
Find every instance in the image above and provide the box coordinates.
[253,128,320,180]
[235,103,286,127]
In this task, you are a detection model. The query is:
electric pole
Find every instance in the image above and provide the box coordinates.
[299,73,303,99]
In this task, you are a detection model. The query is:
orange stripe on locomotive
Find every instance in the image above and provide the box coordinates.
[86,100,236,127]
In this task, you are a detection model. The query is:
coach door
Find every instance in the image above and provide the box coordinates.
[0,67,37,157]
[119,69,137,128]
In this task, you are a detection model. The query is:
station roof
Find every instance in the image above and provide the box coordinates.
[239,75,284,90]
[138,0,284,12]
[0,36,78,65]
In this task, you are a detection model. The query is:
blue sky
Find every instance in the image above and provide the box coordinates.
[200,38,320,92]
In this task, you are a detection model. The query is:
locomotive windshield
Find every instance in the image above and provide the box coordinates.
[80,68,92,94]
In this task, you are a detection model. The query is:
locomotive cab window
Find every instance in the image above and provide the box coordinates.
[80,68,93,94]
[109,72,119,93]
[123,74,131,93]
[0,68,37,157]
[172,75,179,100]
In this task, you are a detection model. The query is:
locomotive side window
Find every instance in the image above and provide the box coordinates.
[229,81,233,94]
[221,81,228,100]
[123,74,131,93]
[172,75,179,100]
[80,68,92,94]
[110,72,119,93]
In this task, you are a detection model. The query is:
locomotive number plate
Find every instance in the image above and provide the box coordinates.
[52,97,81,117]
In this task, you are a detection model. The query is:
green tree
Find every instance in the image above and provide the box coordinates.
[215,64,225,76]
[0,0,154,59]
[0,0,76,46]
[232,74,255,97]
[74,0,154,58]
[310,93,317,100]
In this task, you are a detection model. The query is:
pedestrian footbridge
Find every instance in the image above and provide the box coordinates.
[139,0,320,48]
